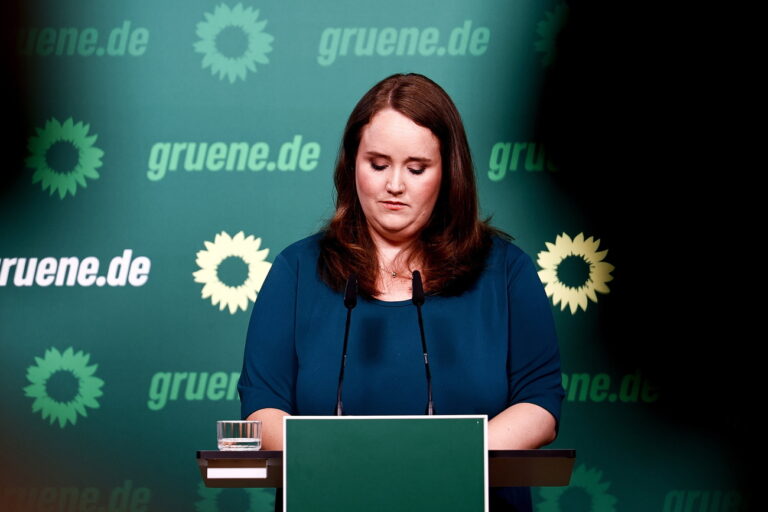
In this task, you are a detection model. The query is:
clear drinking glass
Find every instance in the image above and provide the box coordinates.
[217,420,262,451]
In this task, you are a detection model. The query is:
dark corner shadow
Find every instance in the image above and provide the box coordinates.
[1,2,36,202]
[532,1,753,502]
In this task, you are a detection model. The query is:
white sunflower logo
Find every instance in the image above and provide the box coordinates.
[193,231,272,314]
[195,483,275,512]
[537,464,618,511]
[537,232,614,314]
[25,117,104,199]
[23,347,104,428]
[194,3,274,83]
[535,3,569,67]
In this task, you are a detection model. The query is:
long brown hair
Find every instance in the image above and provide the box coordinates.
[319,73,508,298]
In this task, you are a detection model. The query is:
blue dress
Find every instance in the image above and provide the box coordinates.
[238,232,564,510]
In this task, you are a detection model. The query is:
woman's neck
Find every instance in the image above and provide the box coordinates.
[368,229,424,300]
[368,228,414,254]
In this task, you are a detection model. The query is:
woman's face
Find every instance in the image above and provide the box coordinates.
[355,108,442,246]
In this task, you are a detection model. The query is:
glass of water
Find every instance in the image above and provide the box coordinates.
[217,420,262,451]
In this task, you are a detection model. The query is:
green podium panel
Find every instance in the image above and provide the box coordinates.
[284,415,487,512]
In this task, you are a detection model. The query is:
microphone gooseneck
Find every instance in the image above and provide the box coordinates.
[335,274,357,416]
[412,271,435,415]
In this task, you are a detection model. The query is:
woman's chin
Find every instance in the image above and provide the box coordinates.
[370,225,420,244]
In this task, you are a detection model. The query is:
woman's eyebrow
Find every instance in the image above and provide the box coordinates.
[363,151,390,159]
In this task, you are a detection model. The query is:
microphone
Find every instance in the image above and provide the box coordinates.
[412,271,435,415]
[335,274,357,415]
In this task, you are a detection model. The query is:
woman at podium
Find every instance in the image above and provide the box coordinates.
[238,73,564,511]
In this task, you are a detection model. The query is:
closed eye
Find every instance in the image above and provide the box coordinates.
[369,162,426,174]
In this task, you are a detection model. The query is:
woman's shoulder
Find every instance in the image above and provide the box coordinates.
[486,234,545,294]
[489,233,529,264]
[274,232,324,265]
[484,233,543,284]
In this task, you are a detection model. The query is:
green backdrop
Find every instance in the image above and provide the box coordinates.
[0,1,747,511]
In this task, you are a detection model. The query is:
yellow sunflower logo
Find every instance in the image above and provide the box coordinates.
[25,117,104,199]
[194,3,274,83]
[537,232,614,314]
[537,464,618,511]
[193,231,272,314]
[23,347,104,428]
[195,482,275,511]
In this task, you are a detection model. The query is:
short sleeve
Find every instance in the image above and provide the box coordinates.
[506,247,565,435]
[238,253,299,418]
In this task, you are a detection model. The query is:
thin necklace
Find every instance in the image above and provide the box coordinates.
[380,266,412,279]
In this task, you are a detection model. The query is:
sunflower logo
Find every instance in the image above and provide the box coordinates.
[536,232,614,314]
[195,483,275,512]
[535,3,569,67]
[194,3,274,83]
[25,117,104,199]
[193,231,272,314]
[23,347,104,428]
[537,464,618,512]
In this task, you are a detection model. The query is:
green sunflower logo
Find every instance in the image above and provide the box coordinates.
[537,232,615,314]
[23,347,104,428]
[25,117,104,199]
[195,482,275,512]
[193,231,272,314]
[535,3,569,67]
[537,464,618,511]
[194,3,274,83]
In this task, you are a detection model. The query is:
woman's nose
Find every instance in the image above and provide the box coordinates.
[386,168,405,194]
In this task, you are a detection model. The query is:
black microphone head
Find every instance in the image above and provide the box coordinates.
[412,270,425,306]
[344,273,358,309]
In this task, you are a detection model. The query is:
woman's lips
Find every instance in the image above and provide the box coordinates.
[381,201,406,210]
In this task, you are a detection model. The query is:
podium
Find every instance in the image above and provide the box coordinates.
[197,416,575,511]
[197,449,576,487]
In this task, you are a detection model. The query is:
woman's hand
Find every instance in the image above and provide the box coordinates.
[248,402,556,451]
[246,408,291,450]
[487,403,557,450]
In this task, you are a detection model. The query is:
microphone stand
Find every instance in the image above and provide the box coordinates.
[412,271,435,415]
[335,274,357,416]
